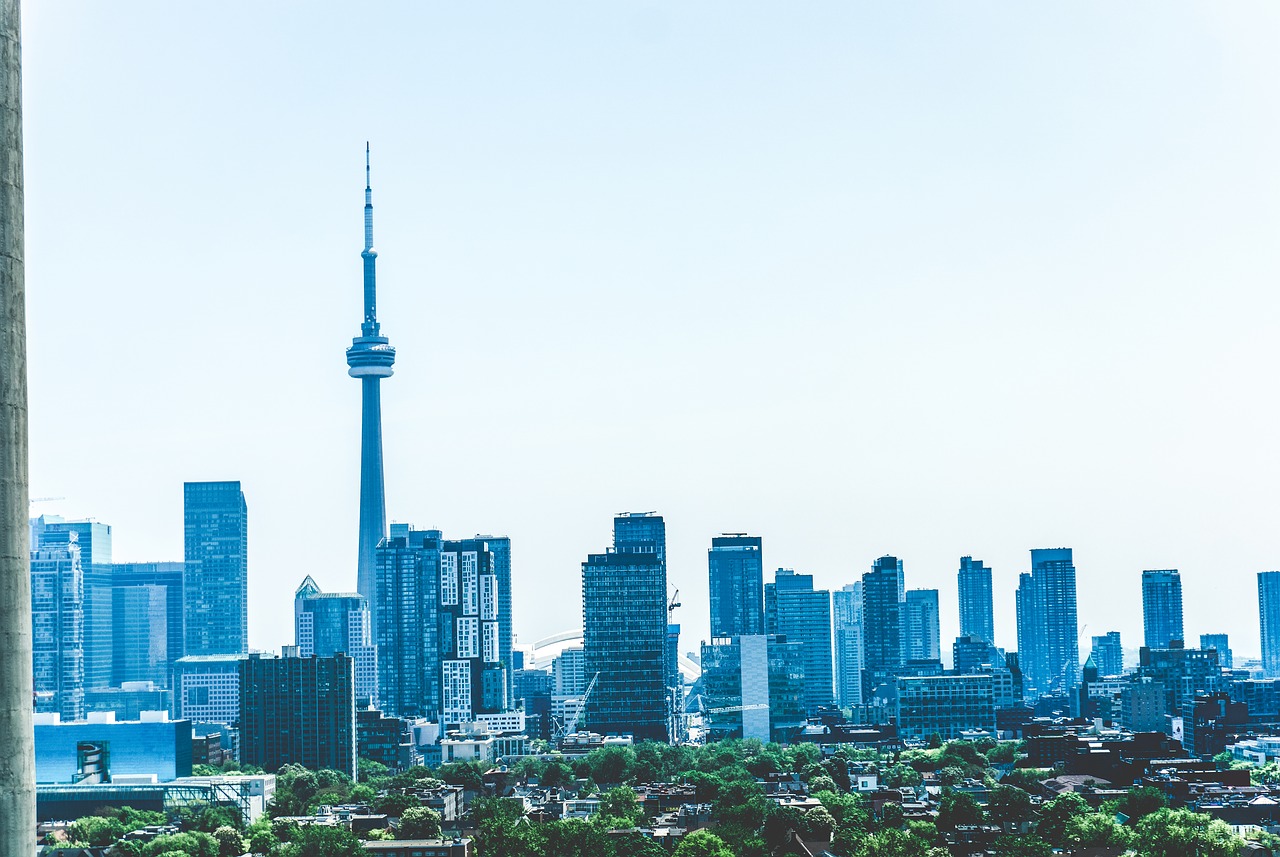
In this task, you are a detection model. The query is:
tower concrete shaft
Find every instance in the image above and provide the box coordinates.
[346,146,394,617]
[0,0,32,850]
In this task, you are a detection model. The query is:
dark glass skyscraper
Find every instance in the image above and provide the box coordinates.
[111,562,184,687]
[765,569,834,715]
[957,556,994,644]
[1015,548,1080,698]
[582,515,668,743]
[708,535,764,638]
[1141,569,1184,649]
[374,526,441,718]
[475,535,513,703]
[239,651,356,779]
[861,555,904,701]
[346,147,396,611]
[183,481,248,656]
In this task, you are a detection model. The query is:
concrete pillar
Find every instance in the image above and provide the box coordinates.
[0,0,31,852]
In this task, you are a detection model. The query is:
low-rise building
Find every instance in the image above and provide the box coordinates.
[35,711,192,784]
[895,675,995,741]
[362,839,472,857]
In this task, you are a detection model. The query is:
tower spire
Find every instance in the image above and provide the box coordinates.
[364,142,373,252]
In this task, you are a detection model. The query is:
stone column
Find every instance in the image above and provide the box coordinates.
[0,0,31,851]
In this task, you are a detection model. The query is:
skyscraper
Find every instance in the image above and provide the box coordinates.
[33,516,112,690]
[239,651,357,779]
[294,576,378,706]
[832,583,863,708]
[862,555,904,701]
[1016,548,1080,698]
[439,537,508,726]
[346,147,396,610]
[475,535,513,703]
[957,556,994,644]
[111,562,184,687]
[700,635,806,743]
[582,515,668,742]
[183,481,248,656]
[904,589,941,663]
[1090,631,1123,677]
[1259,572,1280,678]
[1141,569,1184,649]
[766,569,834,715]
[374,526,441,718]
[708,535,764,638]
[30,528,84,720]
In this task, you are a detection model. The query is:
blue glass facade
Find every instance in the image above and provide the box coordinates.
[862,556,904,702]
[294,577,378,706]
[957,556,994,644]
[31,528,85,721]
[474,535,513,703]
[764,569,833,715]
[34,517,113,691]
[183,482,248,656]
[1142,569,1184,649]
[375,526,441,718]
[708,535,764,638]
[34,717,193,783]
[1016,548,1079,698]
[238,653,356,779]
[111,562,184,688]
[438,538,507,725]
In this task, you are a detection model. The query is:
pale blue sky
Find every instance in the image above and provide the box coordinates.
[22,3,1280,661]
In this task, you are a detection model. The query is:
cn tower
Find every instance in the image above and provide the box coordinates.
[346,144,395,611]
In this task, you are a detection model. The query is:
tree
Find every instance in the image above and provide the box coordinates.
[372,792,420,817]
[437,761,488,793]
[584,745,638,784]
[68,816,125,847]
[212,827,245,857]
[936,792,983,830]
[357,759,388,783]
[396,806,442,840]
[1134,808,1241,857]
[597,786,643,826]
[1063,812,1133,852]
[279,825,363,857]
[1111,785,1166,824]
[808,774,838,794]
[142,832,219,857]
[1034,792,1089,848]
[673,830,735,857]
[852,829,945,857]
[985,785,1033,823]
[804,806,835,839]
[990,835,1051,857]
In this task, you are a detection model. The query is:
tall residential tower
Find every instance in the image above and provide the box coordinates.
[1141,569,1184,649]
[347,146,396,612]
[957,557,994,644]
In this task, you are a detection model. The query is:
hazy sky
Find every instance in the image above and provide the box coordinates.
[22,3,1280,664]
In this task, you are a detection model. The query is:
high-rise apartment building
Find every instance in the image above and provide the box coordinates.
[765,569,834,715]
[439,538,508,726]
[708,535,764,638]
[30,529,85,720]
[1090,631,1123,677]
[294,576,378,706]
[183,482,248,656]
[33,517,112,690]
[1200,634,1232,670]
[239,651,356,779]
[957,557,994,644]
[111,562,184,687]
[832,583,863,708]
[374,526,441,719]
[1141,569,1184,649]
[862,556,904,701]
[1259,572,1280,678]
[582,514,668,743]
[904,589,941,663]
[474,535,513,703]
[1016,548,1080,698]
[552,647,586,696]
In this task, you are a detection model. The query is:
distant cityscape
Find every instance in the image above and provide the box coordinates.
[24,152,1280,850]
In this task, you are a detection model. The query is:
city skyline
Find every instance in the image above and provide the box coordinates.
[20,3,1280,661]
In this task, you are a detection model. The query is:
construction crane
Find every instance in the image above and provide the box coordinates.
[28,496,63,505]
[558,671,601,743]
[668,587,681,618]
